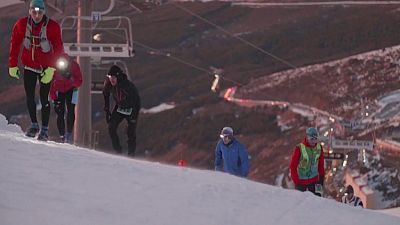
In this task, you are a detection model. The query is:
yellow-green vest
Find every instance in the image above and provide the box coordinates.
[297,143,322,179]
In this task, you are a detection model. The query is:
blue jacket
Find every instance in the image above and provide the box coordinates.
[215,138,249,177]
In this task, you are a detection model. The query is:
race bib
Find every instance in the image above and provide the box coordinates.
[117,107,133,115]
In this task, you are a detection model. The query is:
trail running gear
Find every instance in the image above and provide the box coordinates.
[24,69,51,127]
[297,143,322,180]
[40,67,56,84]
[9,67,20,79]
[37,127,49,141]
[25,123,40,137]
[9,16,63,69]
[290,137,325,186]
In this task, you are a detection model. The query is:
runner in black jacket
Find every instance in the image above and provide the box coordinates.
[103,65,141,157]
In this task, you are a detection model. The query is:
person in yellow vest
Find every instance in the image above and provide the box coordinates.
[290,127,325,196]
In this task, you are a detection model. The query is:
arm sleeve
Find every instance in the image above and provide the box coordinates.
[102,79,111,111]
[318,146,325,181]
[9,20,24,67]
[214,143,222,171]
[289,146,301,185]
[240,146,250,177]
[72,62,83,88]
[49,21,64,67]
[129,84,141,120]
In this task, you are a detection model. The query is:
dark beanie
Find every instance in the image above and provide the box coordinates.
[108,65,123,77]
[345,185,354,194]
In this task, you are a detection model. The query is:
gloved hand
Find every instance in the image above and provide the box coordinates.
[9,67,20,79]
[40,67,56,84]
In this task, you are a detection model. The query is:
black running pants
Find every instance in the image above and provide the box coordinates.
[54,89,76,136]
[23,69,51,127]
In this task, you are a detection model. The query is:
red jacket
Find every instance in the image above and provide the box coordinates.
[290,137,325,185]
[50,60,83,100]
[9,16,63,69]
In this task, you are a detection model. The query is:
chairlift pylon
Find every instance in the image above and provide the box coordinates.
[60,15,134,58]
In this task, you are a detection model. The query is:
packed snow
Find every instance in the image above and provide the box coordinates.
[1,114,400,225]
[141,102,176,114]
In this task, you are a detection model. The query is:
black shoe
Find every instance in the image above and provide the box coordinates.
[37,131,49,141]
[25,127,40,138]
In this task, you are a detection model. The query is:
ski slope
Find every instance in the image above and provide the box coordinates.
[0,114,399,225]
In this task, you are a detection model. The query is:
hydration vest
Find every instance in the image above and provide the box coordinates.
[23,16,52,61]
[297,143,322,179]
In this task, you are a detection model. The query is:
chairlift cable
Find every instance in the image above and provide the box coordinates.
[170,2,298,70]
[133,40,245,86]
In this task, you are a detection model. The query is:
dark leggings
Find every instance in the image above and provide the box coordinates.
[54,90,75,136]
[108,108,137,156]
[295,183,321,197]
[23,69,51,127]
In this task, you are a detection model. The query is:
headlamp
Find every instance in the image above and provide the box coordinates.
[220,134,230,139]
[56,57,69,71]
[30,7,44,14]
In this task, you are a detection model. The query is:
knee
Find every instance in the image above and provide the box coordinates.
[54,103,64,114]
[42,102,50,110]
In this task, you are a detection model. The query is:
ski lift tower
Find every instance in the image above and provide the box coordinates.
[60,0,134,147]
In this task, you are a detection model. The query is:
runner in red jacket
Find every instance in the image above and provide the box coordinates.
[290,127,325,196]
[50,54,83,144]
[8,0,64,141]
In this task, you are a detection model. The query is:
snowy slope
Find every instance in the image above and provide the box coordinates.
[0,115,400,225]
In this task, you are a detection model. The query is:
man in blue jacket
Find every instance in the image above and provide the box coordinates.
[215,127,250,177]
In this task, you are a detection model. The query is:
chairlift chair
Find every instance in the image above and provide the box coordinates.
[60,15,134,58]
